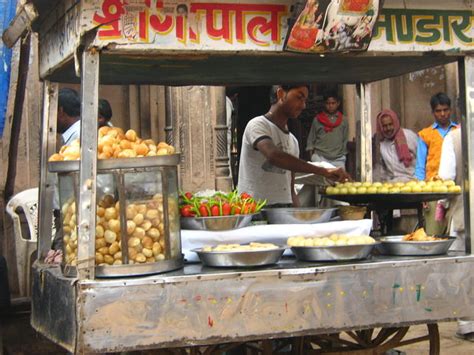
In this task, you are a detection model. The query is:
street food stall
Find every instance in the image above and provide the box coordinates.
[4,0,473,353]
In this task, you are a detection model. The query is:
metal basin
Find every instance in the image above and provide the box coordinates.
[181,214,254,231]
[263,208,337,224]
[193,246,286,267]
[377,236,456,256]
[291,243,378,262]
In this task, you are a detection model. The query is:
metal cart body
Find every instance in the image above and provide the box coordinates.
[4,0,472,352]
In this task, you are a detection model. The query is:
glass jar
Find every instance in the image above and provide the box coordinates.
[51,155,182,277]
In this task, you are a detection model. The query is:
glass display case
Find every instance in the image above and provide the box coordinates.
[50,155,182,277]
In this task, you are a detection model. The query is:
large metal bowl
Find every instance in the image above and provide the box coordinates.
[291,243,378,262]
[263,208,337,224]
[193,246,286,267]
[377,236,456,256]
[181,214,254,231]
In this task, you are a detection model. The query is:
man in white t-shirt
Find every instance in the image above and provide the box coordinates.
[238,85,350,207]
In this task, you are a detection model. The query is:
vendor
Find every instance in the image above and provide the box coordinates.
[374,109,417,182]
[237,85,350,207]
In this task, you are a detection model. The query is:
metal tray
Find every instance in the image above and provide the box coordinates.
[291,243,379,262]
[49,154,180,173]
[323,193,458,205]
[181,214,254,231]
[376,236,456,256]
[263,208,337,224]
[193,246,286,267]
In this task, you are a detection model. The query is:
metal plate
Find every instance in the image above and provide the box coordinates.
[62,257,184,278]
[263,208,337,224]
[291,243,379,262]
[323,193,458,205]
[377,236,456,256]
[181,214,254,231]
[193,246,286,267]
[48,154,181,172]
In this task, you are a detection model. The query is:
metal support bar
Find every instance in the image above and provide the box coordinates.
[356,83,372,182]
[37,82,58,260]
[76,47,100,279]
[460,56,473,254]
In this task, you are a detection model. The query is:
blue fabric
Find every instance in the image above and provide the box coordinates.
[0,0,18,137]
[414,121,458,180]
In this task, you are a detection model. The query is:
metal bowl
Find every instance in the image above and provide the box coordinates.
[377,236,456,256]
[181,214,254,231]
[193,246,286,267]
[291,243,378,262]
[263,208,337,224]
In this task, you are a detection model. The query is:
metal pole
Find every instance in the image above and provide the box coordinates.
[460,56,473,254]
[37,81,58,260]
[76,47,100,279]
[356,83,373,182]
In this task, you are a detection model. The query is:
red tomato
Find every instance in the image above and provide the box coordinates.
[211,205,220,216]
[240,192,252,200]
[199,204,209,217]
[232,205,241,215]
[222,203,231,216]
[180,205,195,217]
[184,192,193,200]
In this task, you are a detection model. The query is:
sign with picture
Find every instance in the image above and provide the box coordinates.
[285,0,382,53]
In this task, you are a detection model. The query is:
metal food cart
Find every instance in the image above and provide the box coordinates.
[5,0,473,353]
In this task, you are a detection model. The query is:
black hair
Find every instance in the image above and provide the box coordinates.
[269,84,310,104]
[323,90,340,102]
[59,88,80,117]
[177,4,188,13]
[430,92,451,110]
[98,98,113,120]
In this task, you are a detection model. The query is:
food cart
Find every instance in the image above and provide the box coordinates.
[4,0,473,353]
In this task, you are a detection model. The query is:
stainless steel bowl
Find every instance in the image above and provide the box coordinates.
[377,236,456,256]
[291,243,378,262]
[181,214,254,231]
[193,246,286,267]
[263,208,337,224]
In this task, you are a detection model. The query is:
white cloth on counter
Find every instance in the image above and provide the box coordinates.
[181,219,373,262]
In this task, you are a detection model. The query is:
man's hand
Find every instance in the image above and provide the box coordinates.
[325,168,352,183]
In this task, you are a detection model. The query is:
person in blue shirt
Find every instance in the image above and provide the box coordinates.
[415,93,459,236]
[414,93,459,181]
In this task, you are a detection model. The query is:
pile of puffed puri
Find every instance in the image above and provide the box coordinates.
[49,126,175,161]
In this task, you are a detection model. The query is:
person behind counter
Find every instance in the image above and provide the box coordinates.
[415,92,459,236]
[57,88,81,145]
[237,85,351,208]
[98,98,113,128]
[374,109,417,182]
[306,91,348,169]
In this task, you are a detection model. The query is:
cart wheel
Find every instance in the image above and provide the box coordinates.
[300,323,440,354]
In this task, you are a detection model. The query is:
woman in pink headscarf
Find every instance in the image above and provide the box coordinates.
[375,109,418,182]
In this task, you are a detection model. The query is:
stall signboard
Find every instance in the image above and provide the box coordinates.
[40,0,472,77]
[83,0,472,53]
[284,0,382,53]
[86,0,291,51]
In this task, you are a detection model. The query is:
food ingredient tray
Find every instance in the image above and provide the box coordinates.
[263,208,337,224]
[181,214,254,231]
[192,246,286,267]
[376,236,456,256]
[323,193,458,205]
[291,243,378,262]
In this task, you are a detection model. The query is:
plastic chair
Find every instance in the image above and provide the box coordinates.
[5,188,40,297]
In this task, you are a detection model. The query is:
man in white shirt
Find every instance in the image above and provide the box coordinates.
[438,128,474,342]
[57,88,81,145]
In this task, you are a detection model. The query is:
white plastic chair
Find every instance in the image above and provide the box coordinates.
[5,188,40,297]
